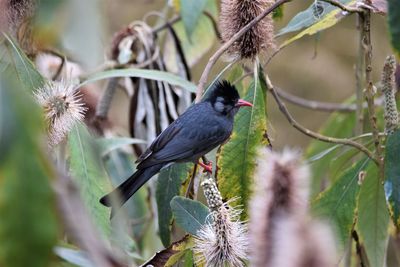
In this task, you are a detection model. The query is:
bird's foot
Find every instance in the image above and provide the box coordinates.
[198,161,213,173]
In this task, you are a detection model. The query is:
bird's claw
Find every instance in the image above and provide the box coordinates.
[198,161,213,173]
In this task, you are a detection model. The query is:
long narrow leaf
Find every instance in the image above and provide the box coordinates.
[216,67,269,218]
[79,69,196,92]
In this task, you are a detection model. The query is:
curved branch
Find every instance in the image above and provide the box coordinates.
[195,0,293,102]
[273,86,356,112]
[266,76,379,165]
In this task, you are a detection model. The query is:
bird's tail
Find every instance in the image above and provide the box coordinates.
[100,164,163,218]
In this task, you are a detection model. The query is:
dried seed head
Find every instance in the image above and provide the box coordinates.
[201,178,224,210]
[381,55,399,133]
[5,0,35,33]
[220,0,276,61]
[250,148,310,267]
[194,177,248,267]
[35,80,87,147]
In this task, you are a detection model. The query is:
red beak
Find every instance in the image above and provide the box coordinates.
[236,99,253,107]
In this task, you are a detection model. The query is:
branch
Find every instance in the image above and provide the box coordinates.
[273,86,357,112]
[355,14,366,135]
[360,10,384,168]
[195,0,293,102]
[320,0,362,13]
[266,76,379,165]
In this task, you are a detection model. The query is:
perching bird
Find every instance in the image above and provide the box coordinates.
[100,80,252,217]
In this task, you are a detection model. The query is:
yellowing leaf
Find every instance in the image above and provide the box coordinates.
[279,0,357,49]
[216,68,269,218]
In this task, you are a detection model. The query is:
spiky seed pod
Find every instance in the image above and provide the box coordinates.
[193,177,248,267]
[381,55,399,134]
[250,148,310,267]
[201,178,224,210]
[220,0,276,60]
[5,0,35,32]
[35,80,87,147]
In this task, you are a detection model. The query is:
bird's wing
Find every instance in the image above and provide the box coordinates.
[138,119,230,168]
[136,121,182,164]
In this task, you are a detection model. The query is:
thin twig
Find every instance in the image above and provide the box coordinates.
[266,76,379,164]
[360,10,384,169]
[273,86,357,112]
[234,71,383,113]
[195,0,293,102]
[152,15,181,34]
[355,15,365,136]
[320,0,363,13]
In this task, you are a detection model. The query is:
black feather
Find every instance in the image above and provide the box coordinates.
[203,80,239,104]
[100,164,163,218]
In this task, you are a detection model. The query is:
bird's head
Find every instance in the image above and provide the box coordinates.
[204,80,253,117]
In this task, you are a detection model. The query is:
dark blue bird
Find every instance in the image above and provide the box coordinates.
[100,80,252,217]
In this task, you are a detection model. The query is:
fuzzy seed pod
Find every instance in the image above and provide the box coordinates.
[268,216,336,267]
[193,177,248,267]
[220,0,276,60]
[4,0,35,35]
[34,80,87,147]
[381,55,399,133]
[250,149,310,267]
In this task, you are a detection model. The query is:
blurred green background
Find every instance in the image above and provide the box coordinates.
[31,0,393,149]
[100,1,392,148]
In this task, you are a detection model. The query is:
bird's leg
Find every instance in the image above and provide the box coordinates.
[198,156,213,173]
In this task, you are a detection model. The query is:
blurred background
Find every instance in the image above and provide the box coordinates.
[28,0,393,149]
[102,0,392,148]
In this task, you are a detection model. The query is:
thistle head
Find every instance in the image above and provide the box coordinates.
[220,0,276,61]
[194,177,249,267]
[381,55,399,133]
[34,80,87,147]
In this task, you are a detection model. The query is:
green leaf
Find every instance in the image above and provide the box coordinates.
[180,0,208,37]
[157,163,194,247]
[170,196,210,236]
[0,76,58,267]
[358,162,389,267]
[388,0,400,56]
[67,124,112,237]
[384,128,400,229]
[164,0,217,69]
[78,68,197,93]
[95,137,146,156]
[273,5,284,20]
[0,34,44,91]
[312,158,369,247]
[306,111,356,197]
[277,0,356,48]
[216,67,269,218]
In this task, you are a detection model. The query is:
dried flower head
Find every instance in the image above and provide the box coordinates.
[220,0,276,60]
[194,177,248,267]
[35,80,87,146]
[250,148,310,267]
[5,0,35,33]
[381,55,399,133]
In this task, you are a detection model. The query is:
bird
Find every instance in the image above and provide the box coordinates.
[99,80,253,217]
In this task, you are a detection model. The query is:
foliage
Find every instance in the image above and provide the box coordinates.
[1,1,399,266]
[216,68,269,218]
